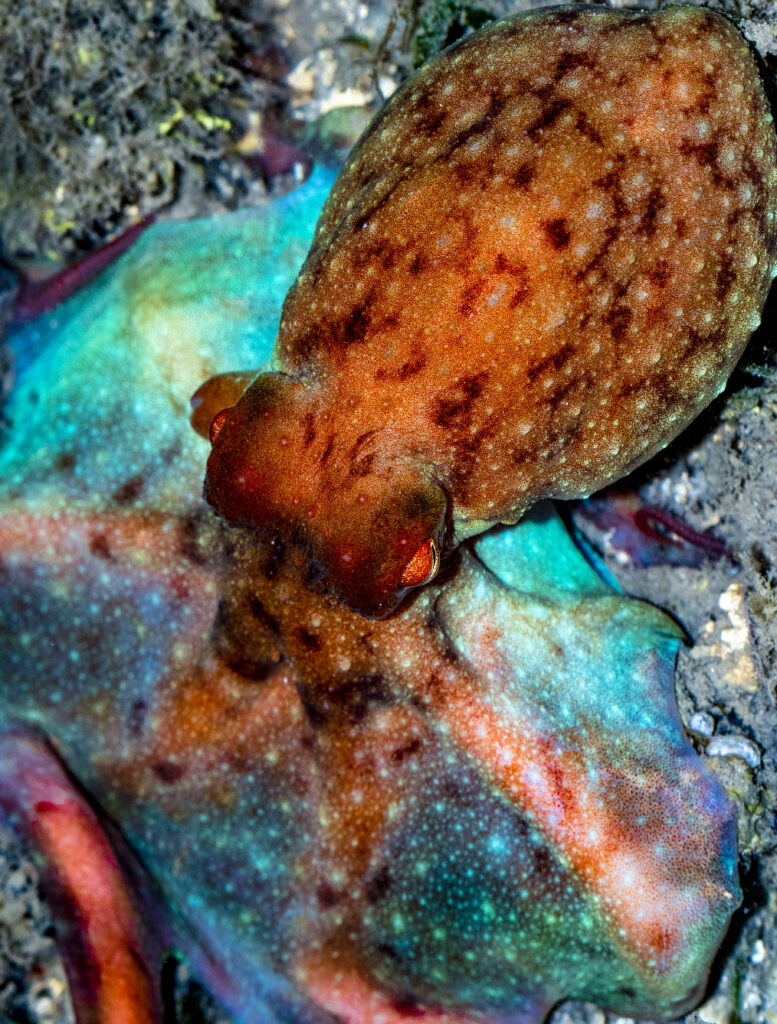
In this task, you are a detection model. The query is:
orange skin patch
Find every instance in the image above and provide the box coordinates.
[202,4,777,617]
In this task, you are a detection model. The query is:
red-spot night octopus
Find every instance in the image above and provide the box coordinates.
[0,4,771,1023]
[196,3,777,617]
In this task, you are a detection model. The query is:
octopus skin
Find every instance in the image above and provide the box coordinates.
[201,3,777,618]
[0,503,740,1024]
[0,163,741,1023]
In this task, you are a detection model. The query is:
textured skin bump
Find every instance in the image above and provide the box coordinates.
[204,4,777,617]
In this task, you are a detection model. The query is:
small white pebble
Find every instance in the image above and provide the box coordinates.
[706,734,761,768]
[688,711,715,737]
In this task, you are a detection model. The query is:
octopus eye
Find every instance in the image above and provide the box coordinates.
[399,538,439,589]
[209,407,233,444]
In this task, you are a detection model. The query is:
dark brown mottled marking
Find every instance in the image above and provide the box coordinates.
[316,883,341,908]
[545,377,581,412]
[350,239,385,272]
[751,194,769,238]
[444,424,497,499]
[451,160,482,188]
[365,865,393,901]
[439,94,508,163]
[179,513,210,566]
[111,474,144,505]
[607,306,633,341]
[350,429,379,458]
[249,596,281,636]
[525,99,571,139]
[448,210,481,272]
[347,162,378,199]
[648,260,671,286]
[381,313,401,332]
[89,532,112,559]
[593,159,628,217]
[494,253,528,278]
[573,209,621,281]
[433,372,488,427]
[527,343,574,382]
[314,674,391,726]
[460,279,486,316]
[679,140,719,172]
[298,693,327,727]
[302,412,316,446]
[408,254,427,276]
[543,218,571,249]
[742,154,765,189]
[421,109,447,136]
[514,163,535,188]
[641,188,664,235]
[55,452,76,472]
[376,355,427,381]
[399,355,426,379]
[679,327,725,365]
[222,647,283,683]
[354,188,396,232]
[619,377,649,399]
[152,760,186,784]
[348,452,377,479]
[333,301,371,347]
[494,253,531,307]
[574,109,604,148]
[128,699,146,738]
[298,628,321,651]
[716,256,736,300]
[391,738,422,764]
[391,998,424,1018]
[321,436,335,465]
[262,538,286,581]
[285,328,318,365]
[554,51,594,80]
[552,8,580,24]
[683,329,709,353]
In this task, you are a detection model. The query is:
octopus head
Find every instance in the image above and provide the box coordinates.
[198,372,446,618]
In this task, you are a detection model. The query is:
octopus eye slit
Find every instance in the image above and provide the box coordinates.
[400,538,440,589]
[209,408,233,444]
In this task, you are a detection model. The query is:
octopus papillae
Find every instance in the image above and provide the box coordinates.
[0,4,775,1024]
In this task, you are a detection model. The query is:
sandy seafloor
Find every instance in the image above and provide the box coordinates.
[2,0,777,1021]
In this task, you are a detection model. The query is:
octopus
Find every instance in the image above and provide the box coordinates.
[0,493,740,1024]
[0,3,772,1022]
[198,3,777,618]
